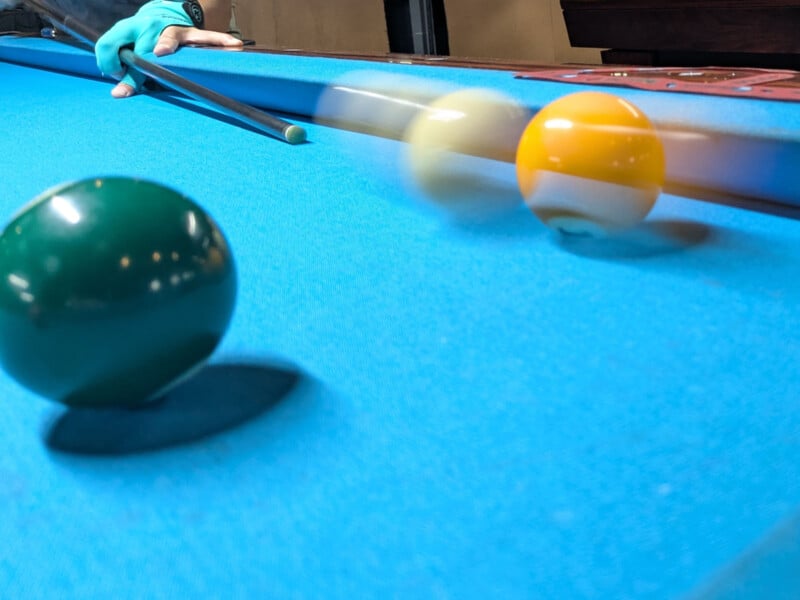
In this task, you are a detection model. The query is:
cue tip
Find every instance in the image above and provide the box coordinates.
[284,124,307,145]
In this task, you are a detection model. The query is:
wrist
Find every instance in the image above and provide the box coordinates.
[136,0,204,29]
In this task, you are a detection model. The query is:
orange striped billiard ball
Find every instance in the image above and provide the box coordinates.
[516,91,666,237]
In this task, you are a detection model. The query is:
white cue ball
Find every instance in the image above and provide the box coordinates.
[403,88,531,217]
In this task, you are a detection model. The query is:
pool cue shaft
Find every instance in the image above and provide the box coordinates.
[22,0,307,145]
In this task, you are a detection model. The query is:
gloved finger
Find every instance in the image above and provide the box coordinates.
[117,67,147,92]
[95,20,138,78]
[117,26,162,91]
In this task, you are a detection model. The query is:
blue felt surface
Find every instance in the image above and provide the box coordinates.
[1,36,799,205]
[1,52,800,599]
[688,511,800,600]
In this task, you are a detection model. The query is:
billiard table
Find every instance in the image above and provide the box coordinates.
[1,35,799,599]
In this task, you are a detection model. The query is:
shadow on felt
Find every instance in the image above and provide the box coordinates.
[554,219,712,260]
[152,91,312,141]
[44,361,303,456]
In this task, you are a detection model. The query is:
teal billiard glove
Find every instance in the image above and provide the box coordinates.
[95,0,203,92]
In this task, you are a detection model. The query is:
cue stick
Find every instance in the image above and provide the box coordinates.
[21,0,307,145]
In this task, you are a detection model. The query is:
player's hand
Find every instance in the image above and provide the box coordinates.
[95,0,243,99]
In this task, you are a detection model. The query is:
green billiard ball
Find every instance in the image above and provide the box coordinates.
[0,178,237,408]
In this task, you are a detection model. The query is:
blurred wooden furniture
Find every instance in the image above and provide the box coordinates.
[560,0,800,68]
